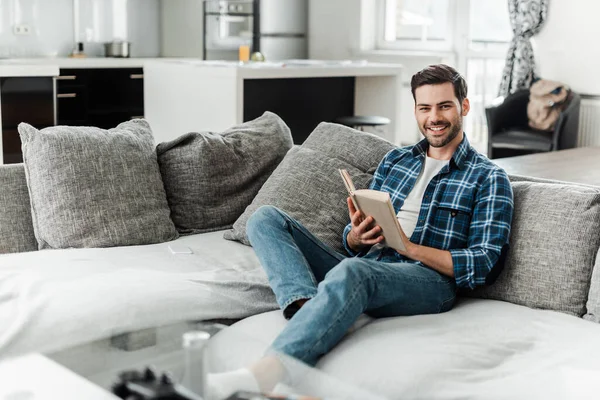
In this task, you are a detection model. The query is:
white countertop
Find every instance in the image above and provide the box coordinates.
[0,58,404,79]
[0,57,197,77]
[145,59,404,79]
[0,64,60,77]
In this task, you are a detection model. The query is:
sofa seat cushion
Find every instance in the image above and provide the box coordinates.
[0,231,277,357]
[18,119,178,249]
[0,164,36,254]
[224,123,395,253]
[207,299,600,400]
[157,112,293,235]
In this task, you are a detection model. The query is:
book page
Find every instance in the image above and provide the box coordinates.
[339,169,356,194]
[339,169,359,210]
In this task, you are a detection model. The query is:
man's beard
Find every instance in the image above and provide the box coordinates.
[421,116,462,148]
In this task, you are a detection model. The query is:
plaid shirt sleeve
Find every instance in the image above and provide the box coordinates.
[449,169,514,289]
[342,151,394,255]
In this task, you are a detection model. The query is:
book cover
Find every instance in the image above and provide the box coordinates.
[339,169,407,253]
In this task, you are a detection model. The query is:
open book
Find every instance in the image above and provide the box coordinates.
[339,169,407,253]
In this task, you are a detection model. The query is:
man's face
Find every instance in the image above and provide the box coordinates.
[414,82,470,148]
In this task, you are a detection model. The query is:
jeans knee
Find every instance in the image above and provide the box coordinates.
[327,258,370,283]
[247,205,284,238]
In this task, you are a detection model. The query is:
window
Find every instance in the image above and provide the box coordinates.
[469,0,512,52]
[378,0,512,54]
[377,0,513,154]
[380,0,454,51]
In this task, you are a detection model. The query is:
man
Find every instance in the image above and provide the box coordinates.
[208,64,514,398]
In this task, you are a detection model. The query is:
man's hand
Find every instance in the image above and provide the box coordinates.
[346,197,384,252]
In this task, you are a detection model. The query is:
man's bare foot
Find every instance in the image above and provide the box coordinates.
[249,355,286,392]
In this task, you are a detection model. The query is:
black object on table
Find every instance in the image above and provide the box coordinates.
[112,366,202,400]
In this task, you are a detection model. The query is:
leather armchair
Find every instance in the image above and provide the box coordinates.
[485,89,581,159]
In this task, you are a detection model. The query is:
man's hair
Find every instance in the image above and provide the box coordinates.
[410,64,468,104]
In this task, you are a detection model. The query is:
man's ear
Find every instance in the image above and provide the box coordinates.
[461,98,470,116]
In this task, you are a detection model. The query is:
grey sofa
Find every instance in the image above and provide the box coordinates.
[1,117,600,399]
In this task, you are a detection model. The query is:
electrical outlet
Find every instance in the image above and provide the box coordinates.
[13,24,32,36]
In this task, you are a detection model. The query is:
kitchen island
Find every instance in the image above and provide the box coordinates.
[144,60,404,144]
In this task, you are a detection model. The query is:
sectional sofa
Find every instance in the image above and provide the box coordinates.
[1,112,600,399]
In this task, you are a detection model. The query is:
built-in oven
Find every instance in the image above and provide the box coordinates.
[203,0,256,61]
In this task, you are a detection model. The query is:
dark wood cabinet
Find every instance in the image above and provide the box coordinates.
[1,68,144,164]
[56,68,144,129]
[1,77,54,164]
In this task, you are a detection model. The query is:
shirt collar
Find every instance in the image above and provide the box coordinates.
[411,134,471,171]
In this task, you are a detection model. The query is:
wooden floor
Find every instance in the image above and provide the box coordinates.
[491,147,600,186]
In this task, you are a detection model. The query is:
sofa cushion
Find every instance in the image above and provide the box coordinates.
[468,176,600,317]
[224,123,395,253]
[156,112,293,235]
[206,299,600,400]
[18,119,178,249]
[0,230,275,357]
[584,248,600,323]
[0,164,37,254]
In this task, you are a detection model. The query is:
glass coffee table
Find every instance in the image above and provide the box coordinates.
[43,319,386,400]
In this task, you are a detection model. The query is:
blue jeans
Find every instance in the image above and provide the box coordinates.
[246,205,456,366]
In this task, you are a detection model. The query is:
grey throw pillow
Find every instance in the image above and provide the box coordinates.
[468,177,600,317]
[584,248,600,323]
[224,122,395,253]
[0,164,37,254]
[18,119,178,249]
[157,112,293,234]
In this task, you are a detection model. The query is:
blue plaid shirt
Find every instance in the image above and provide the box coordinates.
[342,135,514,290]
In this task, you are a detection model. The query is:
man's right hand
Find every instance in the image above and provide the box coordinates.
[346,197,384,252]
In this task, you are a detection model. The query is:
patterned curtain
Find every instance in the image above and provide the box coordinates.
[498,0,549,97]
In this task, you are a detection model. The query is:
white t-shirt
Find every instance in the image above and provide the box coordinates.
[396,156,449,238]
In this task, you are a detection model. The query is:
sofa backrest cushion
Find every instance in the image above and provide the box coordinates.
[584,248,600,323]
[156,112,293,235]
[224,122,395,253]
[467,174,600,317]
[18,119,178,249]
[0,164,37,254]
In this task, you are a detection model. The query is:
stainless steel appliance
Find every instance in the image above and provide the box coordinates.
[203,0,255,60]
[104,41,131,58]
[203,0,307,61]
[257,0,307,60]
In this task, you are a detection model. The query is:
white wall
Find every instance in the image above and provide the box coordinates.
[0,0,160,58]
[535,0,600,96]
[160,0,204,57]
[308,0,363,60]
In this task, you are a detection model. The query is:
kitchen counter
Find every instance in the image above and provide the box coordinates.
[0,64,59,77]
[144,59,404,144]
[147,59,403,79]
[0,57,197,77]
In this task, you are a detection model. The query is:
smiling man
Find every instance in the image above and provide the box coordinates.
[208,65,515,398]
